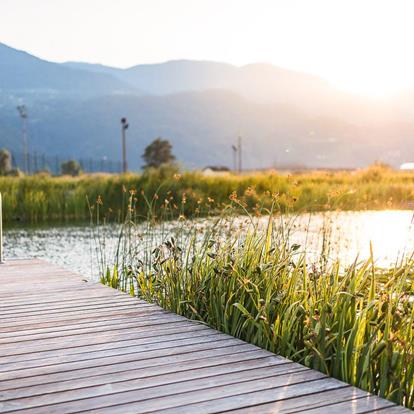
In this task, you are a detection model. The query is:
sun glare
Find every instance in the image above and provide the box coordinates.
[259,0,414,98]
[328,69,411,97]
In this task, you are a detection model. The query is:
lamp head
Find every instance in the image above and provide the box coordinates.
[121,117,129,129]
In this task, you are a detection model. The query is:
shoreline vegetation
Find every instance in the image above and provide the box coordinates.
[1,163,414,224]
[97,195,414,409]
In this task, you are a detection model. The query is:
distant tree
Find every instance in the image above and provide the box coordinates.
[142,138,176,169]
[0,149,12,175]
[61,160,81,176]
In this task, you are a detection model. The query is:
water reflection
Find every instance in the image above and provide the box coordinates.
[286,210,414,267]
[4,210,414,280]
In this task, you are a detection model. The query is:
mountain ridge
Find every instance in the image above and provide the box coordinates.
[1,41,414,169]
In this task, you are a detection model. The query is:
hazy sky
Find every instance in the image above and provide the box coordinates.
[1,0,413,95]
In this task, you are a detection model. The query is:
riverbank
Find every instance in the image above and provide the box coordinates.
[1,163,414,224]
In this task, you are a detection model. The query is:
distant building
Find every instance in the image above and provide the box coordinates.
[202,166,231,176]
[400,163,414,170]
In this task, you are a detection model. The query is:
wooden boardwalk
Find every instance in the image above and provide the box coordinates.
[0,259,410,414]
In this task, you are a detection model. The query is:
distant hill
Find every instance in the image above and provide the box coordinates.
[0,43,132,96]
[63,59,336,113]
[61,58,410,122]
[3,90,412,170]
[1,41,414,169]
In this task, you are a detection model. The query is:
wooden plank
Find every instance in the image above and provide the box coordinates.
[0,344,257,391]
[0,339,248,383]
[297,396,400,413]
[0,307,164,330]
[0,309,172,337]
[372,407,414,413]
[0,327,213,364]
[0,308,169,334]
[0,324,211,357]
[0,260,407,414]
[0,289,128,307]
[0,301,156,321]
[0,360,299,413]
[146,380,347,414]
[0,297,151,317]
[0,313,187,344]
[65,372,338,414]
[224,388,364,413]
[0,294,136,311]
[0,303,157,325]
[0,351,272,401]
[0,333,233,373]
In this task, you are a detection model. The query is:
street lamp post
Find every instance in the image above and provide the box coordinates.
[231,145,237,172]
[121,117,129,173]
[237,135,242,174]
[17,105,28,174]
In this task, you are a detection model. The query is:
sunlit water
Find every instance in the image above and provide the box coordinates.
[4,210,414,280]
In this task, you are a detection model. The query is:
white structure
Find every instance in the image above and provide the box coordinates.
[400,163,414,170]
[202,166,231,176]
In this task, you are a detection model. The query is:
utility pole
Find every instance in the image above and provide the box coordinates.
[231,145,237,172]
[237,135,242,174]
[17,105,28,174]
[121,118,129,173]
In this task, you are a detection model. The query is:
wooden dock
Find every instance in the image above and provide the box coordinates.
[0,259,410,413]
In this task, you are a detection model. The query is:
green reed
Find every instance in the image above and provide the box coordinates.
[98,194,414,409]
[2,162,414,224]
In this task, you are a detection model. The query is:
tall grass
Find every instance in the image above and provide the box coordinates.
[98,194,414,409]
[2,163,414,224]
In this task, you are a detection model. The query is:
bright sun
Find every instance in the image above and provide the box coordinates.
[318,1,414,97]
[260,0,414,98]
[328,67,412,97]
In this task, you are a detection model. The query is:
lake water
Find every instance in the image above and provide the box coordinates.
[4,210,414,280]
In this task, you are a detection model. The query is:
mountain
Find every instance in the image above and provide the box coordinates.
[63,59,337,114]
[4,90,413,170]
[62,59,409,122]
[62,61,122,78]
[1,41,414,169]
[0,43,132,97]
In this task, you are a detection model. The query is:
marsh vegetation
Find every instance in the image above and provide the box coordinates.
[1,163,414,224]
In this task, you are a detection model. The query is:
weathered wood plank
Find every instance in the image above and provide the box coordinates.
[224,387,369,413]
[144,381,348,414]
[0,361,301,413]
[0,339,249,383]
[0,327,213,364]
[0,344,257,391]
[0,324,212,357]
[0,333,234,373]
[0,306,164,330]
[69,373,339,414]
[0,309,169,334]
[0,351,271,401]
[0,313,188,344]
[298,396,401,413]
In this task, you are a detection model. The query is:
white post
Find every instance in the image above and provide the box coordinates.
[0,193,3,263]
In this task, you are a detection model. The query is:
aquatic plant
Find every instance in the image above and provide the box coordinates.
[1,163,414,224]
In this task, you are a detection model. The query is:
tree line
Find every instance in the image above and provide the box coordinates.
[0,137,176,176]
